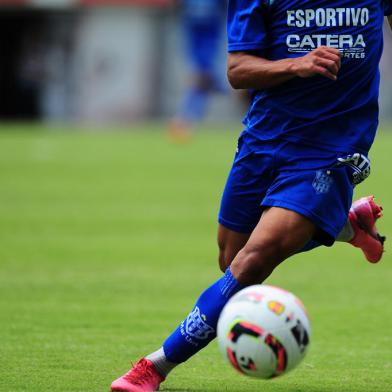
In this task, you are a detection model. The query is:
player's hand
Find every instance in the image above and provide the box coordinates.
[291,46,342,81]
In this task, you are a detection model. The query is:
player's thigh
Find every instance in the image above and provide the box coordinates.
[217,224,250,272]
[231,207,319,284]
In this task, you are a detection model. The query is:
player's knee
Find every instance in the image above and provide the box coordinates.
[231,238,284,284]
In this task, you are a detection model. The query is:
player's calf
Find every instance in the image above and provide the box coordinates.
[230,239,284,284]
[217,224,250,272]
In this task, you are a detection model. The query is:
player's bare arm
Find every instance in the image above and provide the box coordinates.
[227,46,341,90]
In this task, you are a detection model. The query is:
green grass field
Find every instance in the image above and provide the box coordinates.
[0,123,391,392]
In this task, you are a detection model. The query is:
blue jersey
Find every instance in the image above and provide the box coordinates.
[228,0,392,154]
[385,0,392,14]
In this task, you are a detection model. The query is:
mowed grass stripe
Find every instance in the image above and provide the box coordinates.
[0,124,391,392]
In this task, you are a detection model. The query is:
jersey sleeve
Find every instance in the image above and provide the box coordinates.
[227,0,269,53]
[384,0,392,15]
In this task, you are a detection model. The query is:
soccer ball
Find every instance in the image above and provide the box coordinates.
[217,285,311,379]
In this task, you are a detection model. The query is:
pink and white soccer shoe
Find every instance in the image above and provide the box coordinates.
[349,195,385,263]
[111,359,165,392]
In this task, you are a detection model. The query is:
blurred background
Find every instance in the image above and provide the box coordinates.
[0,0,389,125]
[0,0,240,125]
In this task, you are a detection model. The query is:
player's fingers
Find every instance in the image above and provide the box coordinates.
[318,46,342,57]
[312,65,338,81]
[314,58,340,75]
[316,51,342,68]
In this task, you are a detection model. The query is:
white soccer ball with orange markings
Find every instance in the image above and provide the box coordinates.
[217,285,311,379]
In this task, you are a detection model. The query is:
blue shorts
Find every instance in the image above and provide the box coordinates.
[218,132,359,246]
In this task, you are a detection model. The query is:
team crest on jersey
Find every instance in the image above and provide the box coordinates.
[312,170,334,194]
[185,307,215,340]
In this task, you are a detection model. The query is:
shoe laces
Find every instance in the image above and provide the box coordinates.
[123,359,154,386]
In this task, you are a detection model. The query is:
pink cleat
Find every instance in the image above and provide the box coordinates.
[111,359,165,392]
[349,196,386,263]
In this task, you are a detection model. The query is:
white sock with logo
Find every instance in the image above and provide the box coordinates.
[146,347,178,377]
[336,220,354,242]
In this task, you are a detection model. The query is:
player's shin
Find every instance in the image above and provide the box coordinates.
[147,268,245,376]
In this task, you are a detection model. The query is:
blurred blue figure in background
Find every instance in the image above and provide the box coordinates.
[169,0,228,140]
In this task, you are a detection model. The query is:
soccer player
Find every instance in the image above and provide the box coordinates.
[111,2,391,391]
[169,0,228,140]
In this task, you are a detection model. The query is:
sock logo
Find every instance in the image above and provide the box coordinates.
[185,307,215,340]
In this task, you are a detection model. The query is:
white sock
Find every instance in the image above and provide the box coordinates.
[336,220,354,242]
[146,348,178,377]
